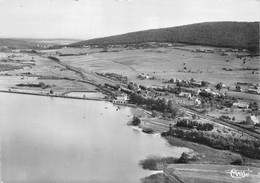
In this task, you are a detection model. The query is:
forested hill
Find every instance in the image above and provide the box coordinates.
[71,22,259,51]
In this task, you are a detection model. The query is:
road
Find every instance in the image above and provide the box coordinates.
[182,106,260,140]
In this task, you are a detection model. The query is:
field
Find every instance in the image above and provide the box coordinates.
[57,46,259,89]
[166,164,260,183]
[0,52,97,93]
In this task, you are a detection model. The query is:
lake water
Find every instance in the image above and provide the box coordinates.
[0,93,189,183]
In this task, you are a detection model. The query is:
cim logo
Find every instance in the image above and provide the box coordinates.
[226,168,252,178]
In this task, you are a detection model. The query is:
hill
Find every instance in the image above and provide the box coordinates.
[0,38,41,49]
[71,22,259,52]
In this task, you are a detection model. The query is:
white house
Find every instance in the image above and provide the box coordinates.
[194,98,202,107]
[112,93,129,105]
[246,115,259,125]
[233,102,249,109]
[179,92,192,99]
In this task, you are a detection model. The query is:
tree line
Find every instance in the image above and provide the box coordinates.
[162,128,260,159]
[176,119,214,131]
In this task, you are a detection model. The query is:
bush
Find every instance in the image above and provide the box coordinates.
[231,158,243,165]
[132,116,141,126]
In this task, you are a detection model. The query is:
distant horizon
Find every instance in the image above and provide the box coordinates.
[0,0,259,40]
[0,20,259,41]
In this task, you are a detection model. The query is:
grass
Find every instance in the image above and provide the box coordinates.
[0,63,24,71]
[141,173,172,183]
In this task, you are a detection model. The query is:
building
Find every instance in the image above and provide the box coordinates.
[179,92,192,99]
[246,115,259,125]
[191,81,202,87]
[247,88,260,95]
[194,98,202,107]
[112,93,129,105]
[233,102,249,109]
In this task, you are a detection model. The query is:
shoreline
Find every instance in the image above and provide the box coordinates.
[2,89,260,183]
[0,89,108,101]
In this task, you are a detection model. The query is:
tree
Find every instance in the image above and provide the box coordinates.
[231,158,243,165]
[201,81,209,87]
[177,153,189,164]
[192,114,197,120]
[232,117,235,121]
[170,107,179,119]
[249,102,259,112]
[49,89,54,94]
[216,83,223,91]
[152,110,157,117]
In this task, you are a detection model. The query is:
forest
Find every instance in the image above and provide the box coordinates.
[71,22,259,52]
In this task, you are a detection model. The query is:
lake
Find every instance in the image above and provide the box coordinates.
[0,92,189,183]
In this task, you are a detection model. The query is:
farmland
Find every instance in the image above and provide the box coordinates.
[57,46,259,88]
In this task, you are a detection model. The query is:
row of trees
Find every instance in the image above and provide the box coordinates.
[162,128,260,159]
[129,93,179,118]
[176,119,214,131]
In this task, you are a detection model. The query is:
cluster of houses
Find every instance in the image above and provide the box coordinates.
[167,77,205,87]
[192,47,214,53]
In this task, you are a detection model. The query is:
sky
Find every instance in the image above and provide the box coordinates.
[0,0,259,39]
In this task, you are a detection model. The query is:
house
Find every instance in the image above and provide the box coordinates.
[191,81,202,87]
[179,92,192,99]
[201,88,220,97]
[247,88,260,95]
[112,93,129,105]
[194,98,202,107]
[233,102,249,109]
[137,73,150,80]
[196,89,202,95]
[246,115,259,125]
